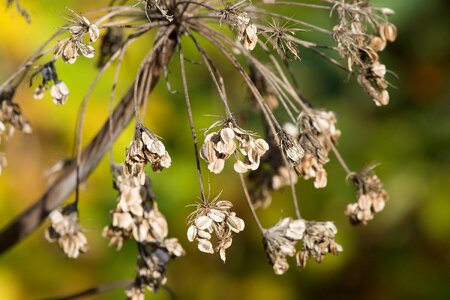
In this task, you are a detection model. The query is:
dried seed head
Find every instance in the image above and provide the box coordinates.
[263,218,306,275]
[380,23,397,42]
[45,205,88,258]
[332,1,396,106]
[297,221,342,268]
[124,125,171,183]
[346,166,388,225]
[0,100,33,142]
[128,239,184,296]
[50,81,70,105]
[187,196,244,262]
[201,120,269,174]
[243,24,258,50]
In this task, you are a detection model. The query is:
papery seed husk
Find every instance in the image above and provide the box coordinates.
[255,139,269,154]
[380,23,397,42]
[219,247,226,262]
[200,141,216,163]
[197,229,212,240]
[79,44,95,58]
[208,158,225,174]
[69,25,84,35]
[63,41,77,63]
[215,200,233,210]
[195,215,213,230]
[233,160,248,173]
[220,127,235,144]
[187,224,197,242]
[243,24,258,50]
[369,36,386,52]
[141,131,153,148]
[151,141,166,156]
[227,215,245,233]
[371,63,387,78]
[89,24,100,42]
[54,40,65,57]
[208,209,226,223]
[197,238,214,254]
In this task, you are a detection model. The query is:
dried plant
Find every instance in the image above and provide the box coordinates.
[0,0,398,298]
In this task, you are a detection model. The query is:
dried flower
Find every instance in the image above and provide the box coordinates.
[124,124,171,185]
[103,170,170,249]
[200,120,269,174]
[0,98,32,142]
[263,218,306,275]
[31,61,70,105]
[50,81,70,105]
[264,18,301,60]
[127,239,184,297]
[187,195,244,262]
[345,166,388,225]
[45,204,88,258]
[53,8,98,64]
[296,221,342,268]
[331,1,396,106]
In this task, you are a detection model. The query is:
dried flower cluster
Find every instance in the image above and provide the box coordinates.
[32,61,70,105]
[54,8,99,64]
[264,218,342,274]
[0,98,32,142]
[220,2,258,50]
[103,168,184,296]
[124,124,171,185]
[187,197,245,262]
[200,120,269,174]
[102,173,168,250]
[280,109,340,188]
[332,1,397,106]
[263,218,306,274]
[345,167,388,225]
[126,240,184,299]
[45,205,88,258]
[296,221,343,268]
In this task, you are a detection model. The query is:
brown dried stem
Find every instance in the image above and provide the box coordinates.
[179,42,207,203]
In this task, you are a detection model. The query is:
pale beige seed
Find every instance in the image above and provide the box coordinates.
[233,160,248,173]
[195,215,213,230]
[208,209,227,223]
[187,224,197,242]
[208,158,225,174]
[197,238,214,254]
[227,214,245,233]
[89,24,100,42]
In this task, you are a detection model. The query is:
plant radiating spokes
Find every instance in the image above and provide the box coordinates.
[0,0,397,297]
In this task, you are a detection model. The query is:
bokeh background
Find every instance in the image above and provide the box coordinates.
[1,0,449,299]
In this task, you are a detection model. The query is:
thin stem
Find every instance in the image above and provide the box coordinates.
[330,142,352,175]
[254,1,332,10]
[248,9,333,35]
[186,29,232,118]
[108,48,126,167]
[179,43,207,203]
[237,169,265,234]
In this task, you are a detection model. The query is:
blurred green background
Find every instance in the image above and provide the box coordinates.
[1,0,449,299]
